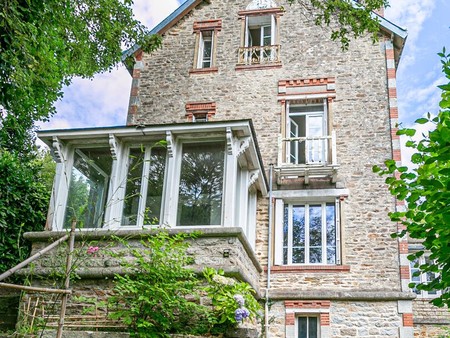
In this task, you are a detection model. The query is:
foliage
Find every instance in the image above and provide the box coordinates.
[108,231,214,337]
[0,0,161,129]
[0,150,50,277]
[288,0,388,49]
[203,267,262,329]
[373,48,450,307]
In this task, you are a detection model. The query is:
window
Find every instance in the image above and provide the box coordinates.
[198,30,213,69]
[191,20,221,72]
[298,316,319,338]
[177,142,225,226]
[64,148,112,228]
[122,146,166,226]
[237,7,283,67]
[410,255,441,298]
[283,201,339,265]
[287,100,328,165]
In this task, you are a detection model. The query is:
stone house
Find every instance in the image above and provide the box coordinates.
[26,0,449,337]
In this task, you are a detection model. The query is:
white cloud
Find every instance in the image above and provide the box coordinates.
[40,0,182,131]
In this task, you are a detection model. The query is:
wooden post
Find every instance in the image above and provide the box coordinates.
[56,220,76,338]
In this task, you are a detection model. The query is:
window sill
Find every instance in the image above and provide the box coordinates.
[235,63,282,71]
[189,67,218,74]
[267,265,351,273]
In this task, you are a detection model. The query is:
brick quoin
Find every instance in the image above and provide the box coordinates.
[285,313,295,325]
[134,51,143,61]
[389,88,397,98]
[391,129,399,140]
[403,313,413,327]
[320,313,330,326]
[399,241,408,254]
[393,149,401,161]
[400,266,410,279]
[132,69,141,79]
[387,68,396,79]
[386,48,395,60]
[390,107,399,118]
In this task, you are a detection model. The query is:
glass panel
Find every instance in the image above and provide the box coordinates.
[292,248,305,264]
[293,206,305,247]
[326,203,336,264]
[309,205,322,263]
[144,147,166,225]
[298,317,307,338]
[65,148,112,228]
[122,148,145,226]
[307,115,324,163]
[177,143,224,226]
[283,204,289,264]
[309,317,318,338]
[201,31,212,68]
[262,25,271,46]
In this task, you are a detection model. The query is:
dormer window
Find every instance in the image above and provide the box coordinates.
[190,20,221,74]
[236,1,283,69]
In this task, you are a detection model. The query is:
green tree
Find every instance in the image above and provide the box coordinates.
[374,49,450,307]
[0,150,51,276]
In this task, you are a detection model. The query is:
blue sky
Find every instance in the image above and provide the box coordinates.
[39,0,450,161]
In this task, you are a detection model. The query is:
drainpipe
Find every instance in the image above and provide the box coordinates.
[265,164,274,338]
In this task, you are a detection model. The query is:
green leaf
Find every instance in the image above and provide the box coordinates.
[415,117,429,124]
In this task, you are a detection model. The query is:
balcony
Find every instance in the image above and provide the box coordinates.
[237,45,281,66]
[277,131,339,184]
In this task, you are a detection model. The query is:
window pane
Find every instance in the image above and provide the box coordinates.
[144,147,166,225]
[177,143,224,226]
[65,148,112,228]
[293,206,305,246]
[309,205,322,263]
[122,148,145,226]
[326,203,336,264]
[309,317,318,338]
[283,204,288,264]
[298,317,307,338]
[293,248,305,264]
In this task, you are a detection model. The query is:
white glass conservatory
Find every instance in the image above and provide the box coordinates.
[38,120,267,249]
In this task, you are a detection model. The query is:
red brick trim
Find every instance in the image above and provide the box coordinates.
[189,67,218,75]
[403,313,413,327]
[400,265,410,279]
[193,19,222,32]
[285,313,295,325]
[386,49,395,60]
[238,8,284,17]
[235,63,282,71]
[399,241,408,254]
[267,265,350,273]
[279,78,335,88]
[285,300,331,309]
[320,313,330,326]
[185,101,216,122]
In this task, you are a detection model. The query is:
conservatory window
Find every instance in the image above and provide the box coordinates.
[64,148,112,229]
[177,142,225,226]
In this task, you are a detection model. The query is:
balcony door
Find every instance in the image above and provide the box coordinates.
[288,102,327,164]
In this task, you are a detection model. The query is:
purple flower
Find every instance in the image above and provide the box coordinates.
[87,246,99,254]
[234,307,250,322]
[233,294,245,307]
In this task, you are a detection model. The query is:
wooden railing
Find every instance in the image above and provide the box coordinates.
[237,45,281,66]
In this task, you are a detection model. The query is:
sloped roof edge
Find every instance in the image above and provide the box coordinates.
[122,0,407,62]
[122,0,201,61]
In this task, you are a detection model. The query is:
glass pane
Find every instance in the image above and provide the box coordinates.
[177,143,224,226]
[283,248,288,265]
[326,203,336,264]
[262,25,271,46]
[144,147,166,225]
[65,148,112,228]
[292,206,305,246]
[309,317,318,338]
[309,205,322,247]
[292,248,305,264]
[298,317,307,338]
[122,148,145,226]
[283,205,288,247]
[202,39,212,68]
[310,247,322,264]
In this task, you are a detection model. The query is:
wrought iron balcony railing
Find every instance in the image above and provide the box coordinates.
[237,45,281,66]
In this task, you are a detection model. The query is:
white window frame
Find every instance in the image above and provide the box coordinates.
[119,144,168,228]
[274,189,346,266]
[244,14,276,62]
[296,315,320,338]
[410,255,441,298]
[197,30,214,69]
[286,99,328,165]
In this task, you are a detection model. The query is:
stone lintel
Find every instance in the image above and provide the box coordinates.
[268,290,416,301]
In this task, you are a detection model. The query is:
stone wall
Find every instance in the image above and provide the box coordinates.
[132,0,400,293]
